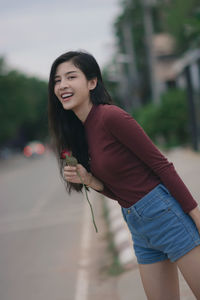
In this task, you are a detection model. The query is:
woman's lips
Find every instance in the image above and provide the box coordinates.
[62,95,72,102]
[61,92,73,102]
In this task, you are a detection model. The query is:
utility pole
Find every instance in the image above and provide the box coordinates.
[185,65,199,150]
[142,0,160,103]
[121,18,140,110]
[115,0,141,112]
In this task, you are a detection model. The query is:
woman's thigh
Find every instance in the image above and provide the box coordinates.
[176,245,200,299]
[139,260,180,300]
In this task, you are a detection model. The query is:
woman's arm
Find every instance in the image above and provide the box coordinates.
[103,105,198,213]
[84,171,104,192]
[63,164,118,200]
[63,164,104,191]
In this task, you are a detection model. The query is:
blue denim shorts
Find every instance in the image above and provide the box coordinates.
[121,184,200,264]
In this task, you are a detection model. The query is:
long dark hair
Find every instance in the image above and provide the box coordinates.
[48,50,113,193]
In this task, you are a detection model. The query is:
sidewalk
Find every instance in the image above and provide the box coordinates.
[104,148,200,300]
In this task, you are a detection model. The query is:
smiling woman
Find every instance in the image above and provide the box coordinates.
[48,50,200,300]
[53,61,97,122]
[48,50,113,193]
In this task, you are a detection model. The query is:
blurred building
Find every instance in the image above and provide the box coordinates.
[153,32,200,150]
[153,33,200,94]
[153,33,177,93]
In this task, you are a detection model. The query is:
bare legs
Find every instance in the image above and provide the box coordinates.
[138,246,200,300]
[176,245,200,299]
[139,260,180,300]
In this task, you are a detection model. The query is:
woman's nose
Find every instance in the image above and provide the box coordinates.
[59,79,69,89]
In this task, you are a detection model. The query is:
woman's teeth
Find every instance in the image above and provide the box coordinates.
[62,93,73,99]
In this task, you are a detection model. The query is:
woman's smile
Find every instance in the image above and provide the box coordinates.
[54,60,97,122]
[60,92,74,102]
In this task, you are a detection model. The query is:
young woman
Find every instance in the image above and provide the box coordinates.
[48,51,200,299]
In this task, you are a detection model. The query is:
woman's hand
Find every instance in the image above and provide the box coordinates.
[189,206,200,234]
[64,162,99,233]
[63,163,104,191]
[63,164,92,185]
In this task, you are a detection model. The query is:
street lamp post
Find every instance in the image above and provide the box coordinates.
[121,19,140,110]
[184,65,199,151]
[142,0,160,104]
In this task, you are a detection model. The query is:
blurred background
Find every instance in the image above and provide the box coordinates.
[1,0,200,156]
[0,1,200,299]
[0,0,120,158]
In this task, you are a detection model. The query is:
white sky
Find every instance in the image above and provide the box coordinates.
[0,0,121,80]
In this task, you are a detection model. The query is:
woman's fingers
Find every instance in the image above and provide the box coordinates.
[64,166,77,174]
[63,165,78,182]
[64,166,77,172]
[63,164,90,185]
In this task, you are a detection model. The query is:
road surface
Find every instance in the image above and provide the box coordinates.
[0,151,88,300]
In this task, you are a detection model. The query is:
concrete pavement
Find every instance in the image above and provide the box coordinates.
[104,148,200,300]
[0,152,87,300]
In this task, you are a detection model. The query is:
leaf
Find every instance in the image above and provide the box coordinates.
[65,156,78,166]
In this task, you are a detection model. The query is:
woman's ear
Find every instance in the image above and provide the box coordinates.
[88,77,97,91]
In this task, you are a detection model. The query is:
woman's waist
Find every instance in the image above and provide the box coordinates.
[106,177,161,208]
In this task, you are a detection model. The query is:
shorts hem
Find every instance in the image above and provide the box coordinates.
[137,255,168,265]
[170,241,200,262]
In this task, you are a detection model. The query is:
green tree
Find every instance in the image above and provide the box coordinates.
[0,58,48,148]
[114,0,150,102]
[160,0,200,53]
[133,89,189,147]
[107,0,200,107]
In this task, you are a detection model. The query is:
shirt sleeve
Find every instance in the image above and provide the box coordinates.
[103,105,197,213]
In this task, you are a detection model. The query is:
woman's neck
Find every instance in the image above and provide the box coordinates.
[73,101,93,123]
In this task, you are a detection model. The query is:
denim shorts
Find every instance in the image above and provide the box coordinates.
[121,184,200,264]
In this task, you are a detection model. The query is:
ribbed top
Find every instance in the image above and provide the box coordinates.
[84,104,197,212]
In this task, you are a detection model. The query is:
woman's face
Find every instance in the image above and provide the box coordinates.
[54,60,97,114]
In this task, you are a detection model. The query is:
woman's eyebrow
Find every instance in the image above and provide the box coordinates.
[54,70,78,78]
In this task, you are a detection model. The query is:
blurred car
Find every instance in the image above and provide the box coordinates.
[23,141,45,158]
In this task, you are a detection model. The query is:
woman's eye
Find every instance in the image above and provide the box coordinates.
[54,79,60,84]
[68,76,76,80]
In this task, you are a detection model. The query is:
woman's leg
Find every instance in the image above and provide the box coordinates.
[176,245,200,299]
[138,259,180,300]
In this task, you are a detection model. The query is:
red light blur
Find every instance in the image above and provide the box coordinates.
[36,144,45,155]
[24,146,32,157]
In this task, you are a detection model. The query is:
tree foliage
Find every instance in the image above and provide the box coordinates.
[110,0,200,104]
[114,0,150,101]
[133,89,189,147]
[0,57,48,149]
[160,0,200,53]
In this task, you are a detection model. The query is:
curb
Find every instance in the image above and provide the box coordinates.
[104,197,137,270]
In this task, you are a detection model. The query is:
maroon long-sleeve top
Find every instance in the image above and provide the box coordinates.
[84,104,197,213]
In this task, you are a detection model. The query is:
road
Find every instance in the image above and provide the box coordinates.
[0,151,88,300]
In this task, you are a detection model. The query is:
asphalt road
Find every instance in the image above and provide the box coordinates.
[0,151,86,300]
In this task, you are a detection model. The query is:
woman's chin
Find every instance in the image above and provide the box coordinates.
[62,102,74,110]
